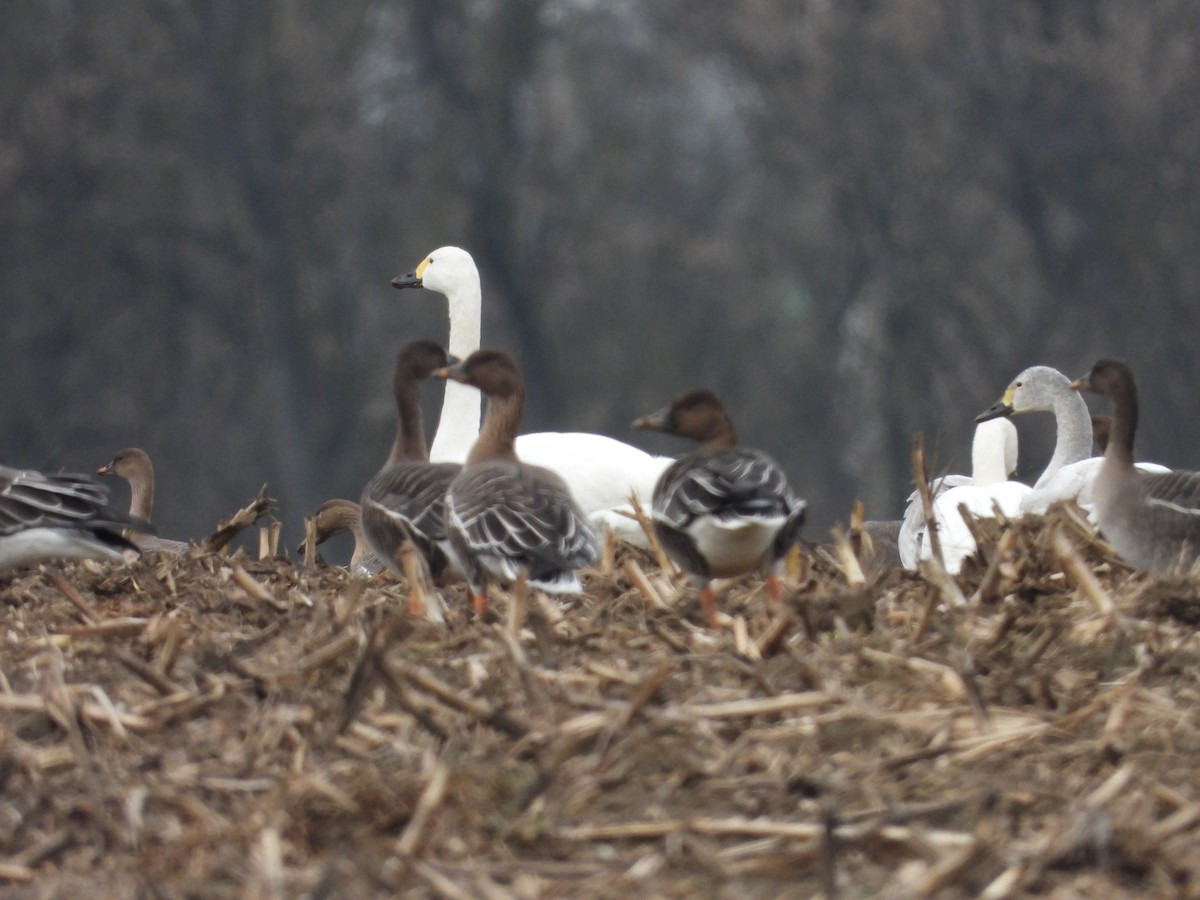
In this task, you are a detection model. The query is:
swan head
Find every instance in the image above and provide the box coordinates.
[391,246,479,298]
[976,365,1072,422]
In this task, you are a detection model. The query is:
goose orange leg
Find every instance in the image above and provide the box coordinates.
[700,586,718,630]
[766,573,783,603]
[471,592,488,618]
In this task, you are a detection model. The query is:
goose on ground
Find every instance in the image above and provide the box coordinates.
[96,448,189,553]
[905,418,1030,575]
[359,340,461,591]
[297,499,382,575]
[976,365,1168,516]
[391,247,672,545]
[1071,359,1200,573]
[633,389,806,628]
[434,349,598,617]
[858,518,903,576]
[0,463,150,569]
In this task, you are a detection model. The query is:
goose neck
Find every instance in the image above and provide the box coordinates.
[127,472,154,521]
[467,392,523,466]
[1105,379,1138,470]
[386,377,428,466]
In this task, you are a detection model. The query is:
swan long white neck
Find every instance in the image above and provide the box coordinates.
[971,418,1018,487]
[1037,388,1093,488]
[430,266,483,463]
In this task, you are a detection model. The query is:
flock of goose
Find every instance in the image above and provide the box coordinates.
[4,245,1200,625]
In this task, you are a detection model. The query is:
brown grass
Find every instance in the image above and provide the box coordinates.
[2,506,1200,897]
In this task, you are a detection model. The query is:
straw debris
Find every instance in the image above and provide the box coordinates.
[0,509,1199,895]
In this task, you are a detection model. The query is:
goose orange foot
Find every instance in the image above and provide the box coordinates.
[767,573,783,603]
[699,586,718,630]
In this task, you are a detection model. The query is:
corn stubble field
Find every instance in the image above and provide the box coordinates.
[2,506,1200,898]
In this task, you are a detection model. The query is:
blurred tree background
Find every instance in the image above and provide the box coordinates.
[3,0,1200,550]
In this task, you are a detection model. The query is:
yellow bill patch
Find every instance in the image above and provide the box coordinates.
[1001,386,1016,405]
[415,257,431,279]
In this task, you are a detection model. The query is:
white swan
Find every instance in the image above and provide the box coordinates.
[391,246,672,546]
[976,365,1168,517]
[905,418,1031,574]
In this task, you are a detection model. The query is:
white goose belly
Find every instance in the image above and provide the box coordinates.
[684,515,784,577]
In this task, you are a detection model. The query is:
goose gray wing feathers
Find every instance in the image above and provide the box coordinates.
[361,461,460,577]
[655,449,804,529]
[446,461,598,592]
[0,465,149,568]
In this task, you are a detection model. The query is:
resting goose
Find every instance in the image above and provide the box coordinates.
[359,340,461,587]
[297,499,382,575]
[0,463,149,569]
[907,418,1031,575]
[633,389,806,628]
[435,349,598,617]
[96,448,189,553]
[976,366,1168,516]
[392,246,672,545]
[859,518,903,575]
[1071,359,1200,573]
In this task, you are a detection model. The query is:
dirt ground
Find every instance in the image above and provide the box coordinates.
[2,506,1200,898]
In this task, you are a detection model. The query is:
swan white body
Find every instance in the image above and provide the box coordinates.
[1023,457,1171,516]
[907,418,1031,574]
[897,474,971,570]
[393,247,672,545]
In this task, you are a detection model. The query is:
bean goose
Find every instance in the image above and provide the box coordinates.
[633,389,806,628]
[392,246,671,545]
[975,366,1167,516]
[96,448,189,553]
[0,463,149,569]
[1071,358,1200,573]
[906,418,1031,575]
[359,340,461,603]
[296,499,382,575]
[435,349,598,616]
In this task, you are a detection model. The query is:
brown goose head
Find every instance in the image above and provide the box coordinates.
[97,447,153,482]
[634,388,737,453]
[394,339,451,398]
[435,349,522,400]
